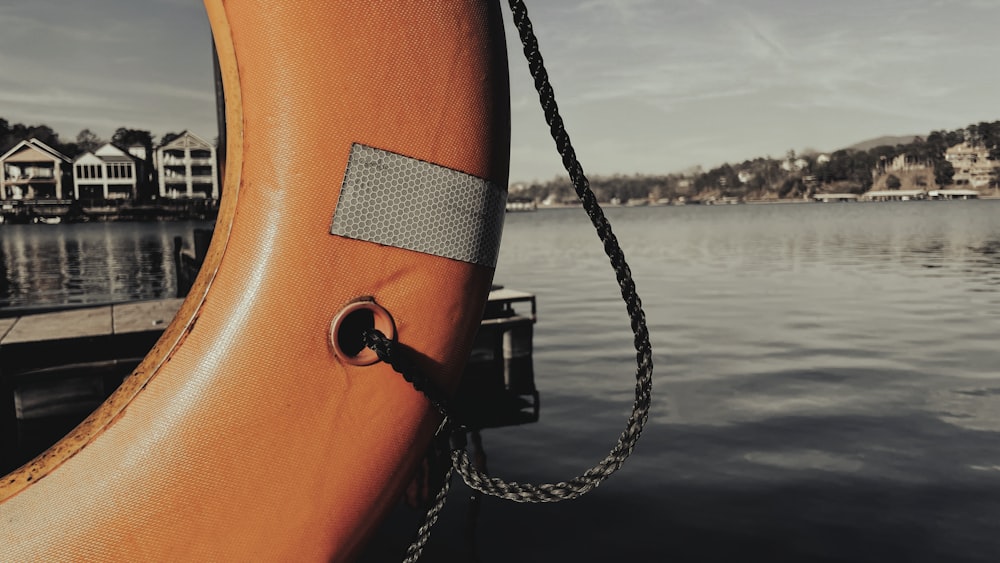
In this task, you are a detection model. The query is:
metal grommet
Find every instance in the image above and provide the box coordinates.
[330,297,396,366]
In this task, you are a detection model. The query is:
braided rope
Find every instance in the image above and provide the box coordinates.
[449,0,653,503]
[401,464,454,563]
[368,0,654,557]
[363,331,453,419]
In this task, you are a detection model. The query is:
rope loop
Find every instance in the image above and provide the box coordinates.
[375,0,654,558]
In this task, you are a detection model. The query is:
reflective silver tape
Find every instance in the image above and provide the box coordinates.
[331,144,506,267]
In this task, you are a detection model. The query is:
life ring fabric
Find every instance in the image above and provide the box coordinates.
[0,1,509,560]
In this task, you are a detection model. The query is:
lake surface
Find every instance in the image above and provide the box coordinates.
[367,200,1000,562]
[0,221,212,311]
[4,201,1000,561]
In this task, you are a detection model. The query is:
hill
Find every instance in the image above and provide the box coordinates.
[842,135,922,152]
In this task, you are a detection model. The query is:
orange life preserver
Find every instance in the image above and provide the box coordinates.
[0,0,509,560]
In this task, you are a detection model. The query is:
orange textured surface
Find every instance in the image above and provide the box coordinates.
[0,0,509,560]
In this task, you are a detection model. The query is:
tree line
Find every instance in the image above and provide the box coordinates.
[5,115,998,203]
[0,117,187,162]
[515,120,1000,203]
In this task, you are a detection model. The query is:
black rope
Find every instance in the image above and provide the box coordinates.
[374,0,654,558]
[401,464,454,563]
[362,330,453,420]
[451,0,654,503]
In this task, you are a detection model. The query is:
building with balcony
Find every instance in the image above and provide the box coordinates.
[72,144,144,202]
[945,142,995,188]
[873,153,932,175]
[156,131,218,200]
[0,139,72,201]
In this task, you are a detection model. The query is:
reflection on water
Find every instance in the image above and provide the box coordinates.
[362,200,1000,562]
[0,221,214,310]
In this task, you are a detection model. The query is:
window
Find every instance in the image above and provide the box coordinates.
[76,164,102,179]
[192,183,213,198]
[25,166,54,178]
[162,150,185,165]
[78,184,103,200]
[107,163,133,179]
[164,165,185,180]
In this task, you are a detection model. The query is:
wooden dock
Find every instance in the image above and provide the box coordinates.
[1,290,537,473]
[0,299,183,472]
[1,299,183,347]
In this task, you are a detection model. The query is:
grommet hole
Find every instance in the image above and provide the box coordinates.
[336,308,374,358]
[330,298,396,366]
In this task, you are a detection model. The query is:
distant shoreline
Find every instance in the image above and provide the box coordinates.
[0,199,218,224]
[530,194,1000,210]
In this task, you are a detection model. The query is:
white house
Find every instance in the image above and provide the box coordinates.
[945,142,994,188]
[780,157,809,172]
[0,139,72,201]
[73,143,143,201]
[156,131,218,200]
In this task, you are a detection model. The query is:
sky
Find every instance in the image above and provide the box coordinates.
[1,0,998,184]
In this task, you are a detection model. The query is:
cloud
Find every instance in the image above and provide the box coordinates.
[0,4,137,45]
[728,12,791,62]
[4,0,999,183]
[573,0,658,23]
[0,88,109,110]
[126,82,214,103]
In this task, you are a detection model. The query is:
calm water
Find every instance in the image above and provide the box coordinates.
[0,221,214,310]
[369,200,1000,562]
[4,202,1000,561]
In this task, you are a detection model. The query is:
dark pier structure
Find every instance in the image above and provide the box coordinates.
[1,287,538,474]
